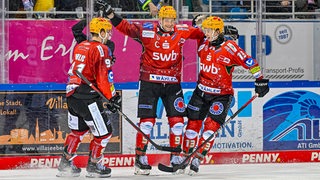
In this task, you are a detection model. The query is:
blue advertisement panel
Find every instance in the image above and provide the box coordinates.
[263,90,320,150]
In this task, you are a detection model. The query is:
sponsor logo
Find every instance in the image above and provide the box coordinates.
[142,22,153,29]
[275,24,292,44]
[162,41,170,49]
[263,90,320,151]
[142,30,155,38]
[242,153,280,163]
[198,84,221,94]
[30,157,60,168]
[311,152,320,161]
[149,74,178,82]
[199,62,218,74]
[152,50,179,61]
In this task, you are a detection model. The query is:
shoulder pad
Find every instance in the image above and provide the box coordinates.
[142,22,154,30]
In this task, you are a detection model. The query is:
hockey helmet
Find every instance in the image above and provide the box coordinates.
[202,16,224,33]
[89,17,112,34]
[158,6,177,19]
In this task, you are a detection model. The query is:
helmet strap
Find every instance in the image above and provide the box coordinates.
[99,32,108,44]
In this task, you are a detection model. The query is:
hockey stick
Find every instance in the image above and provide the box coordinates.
[75,70,181,153]
[158,93,258,172]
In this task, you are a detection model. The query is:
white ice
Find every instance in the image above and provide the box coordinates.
[0,163,319,180]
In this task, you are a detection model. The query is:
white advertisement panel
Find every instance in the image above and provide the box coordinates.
[227,22,316,81]
[121,86,320,154]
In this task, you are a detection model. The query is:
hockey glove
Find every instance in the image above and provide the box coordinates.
[192,14,207,28]
[107,93,121,113]
[224,25,239,41]
[255,79,269,97]
[111,55,116,65]
[94,0,113,17]
[94,0,107,12]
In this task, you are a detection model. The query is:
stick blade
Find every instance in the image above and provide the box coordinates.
[159,146,182,153]
[158,163,175,172]
[158,163,187,173]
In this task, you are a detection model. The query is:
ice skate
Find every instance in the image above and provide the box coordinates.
[170,155,187,174]
[188,157,200,176]
[56,155,81,177]
[86,157,111,178]
[134,155,152,175]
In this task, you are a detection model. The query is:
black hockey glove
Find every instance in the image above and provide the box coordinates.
[224,25,239,41]
[111,55,116,65]
[94,0,107,12]
[107,93,121,113]
[255,79,269,97]
[192,14,207,28]
[94,0,113,17]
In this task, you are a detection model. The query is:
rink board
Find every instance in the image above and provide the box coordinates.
[0,82,319,169]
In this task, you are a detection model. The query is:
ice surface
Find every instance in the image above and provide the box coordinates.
[0,163,319,180]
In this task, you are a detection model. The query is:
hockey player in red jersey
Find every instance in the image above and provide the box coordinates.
[57,17,121,178]
[181,16,269,175]
[99,2,205,175]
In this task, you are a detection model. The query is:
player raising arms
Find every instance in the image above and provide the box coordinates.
[180,16,269,175]
[56,17,121,178]
[99,2,205,175]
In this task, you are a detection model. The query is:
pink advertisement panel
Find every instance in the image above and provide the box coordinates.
[7,20,198,83]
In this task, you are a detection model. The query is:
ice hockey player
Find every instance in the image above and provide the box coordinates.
[56,17,121,178]
[181,16,269,175]
[99,2,205,175]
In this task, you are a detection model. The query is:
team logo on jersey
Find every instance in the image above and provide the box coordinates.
[244,57,254,67]
[174,97,186,113]
[142,30,155,38]
[209,102,224,115]
[108,70,114,83]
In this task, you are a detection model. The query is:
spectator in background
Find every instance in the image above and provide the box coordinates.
[8,0,24,18]
[266,0,292,19]
[55,0,86,18]
[33,0,54,18]
[138,0,173,18]
[138,0,160,17]
[185,0,203,13]
[296,0,319,18]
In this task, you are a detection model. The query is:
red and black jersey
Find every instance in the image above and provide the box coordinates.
[115,20,205,84]
[66,40,115,100]
[197,39,263,95]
